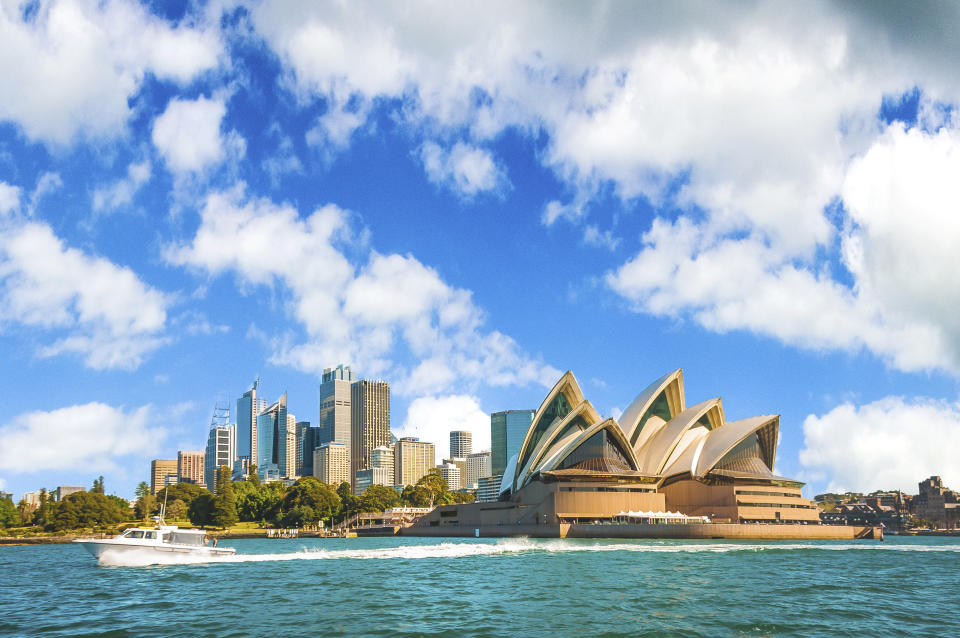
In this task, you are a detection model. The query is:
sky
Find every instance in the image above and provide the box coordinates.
[2,0,960,500]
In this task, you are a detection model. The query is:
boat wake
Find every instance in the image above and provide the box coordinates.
[97,537,960,567]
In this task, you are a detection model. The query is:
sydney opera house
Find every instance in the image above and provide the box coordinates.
[410,370,879,539]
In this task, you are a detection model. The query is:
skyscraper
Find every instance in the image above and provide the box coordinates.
[371,445,395,484]
[350,379,390,488]
[178,450,205,487]
[236,379,265,472]
[295,421,313,477]
[394,437,435,487]
[256,393,288,479]
[317,365,354,449]
[150,459,178,495]
[465,451,492,488]
[450,430,472,458]
[490,409,534,477]
[285,412,297,478]
[313,442,350,486]
[205,424,237,491]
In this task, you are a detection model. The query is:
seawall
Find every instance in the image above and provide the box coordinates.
[401,522,882,540]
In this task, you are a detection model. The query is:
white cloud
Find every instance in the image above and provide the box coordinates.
[398,395,491,464]
[419,141,507,197]
[0,220,168,369]
[152,96,237,173]
[165,185,557,395]
[0,182,20,215]
[0,0,220,144]
[799,396,960,493]
[92,160,151,212]
[0,402,164,473]
[0,477,5,490]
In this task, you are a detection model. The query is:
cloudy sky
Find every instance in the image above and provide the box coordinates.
[2,0,960,500]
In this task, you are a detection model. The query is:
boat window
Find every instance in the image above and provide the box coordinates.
[143,531,156,539]
[126,530,144,538]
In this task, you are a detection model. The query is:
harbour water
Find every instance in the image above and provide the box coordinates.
[1,535,958,636]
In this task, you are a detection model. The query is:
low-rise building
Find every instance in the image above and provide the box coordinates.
[354,467,393,495]
[54,486,84,501]
[477,475,502,503]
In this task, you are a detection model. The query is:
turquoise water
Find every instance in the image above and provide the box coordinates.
[1,536,958,636]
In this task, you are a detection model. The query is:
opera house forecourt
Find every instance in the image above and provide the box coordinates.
[407,370,881,540]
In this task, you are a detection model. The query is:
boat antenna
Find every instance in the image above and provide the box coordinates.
[156,486,169,528]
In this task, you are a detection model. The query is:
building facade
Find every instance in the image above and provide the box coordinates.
[354,467,393,495]
[236,380,265,472]
[395,437,435,486]
[476,475,502,503]
[450,430,472,458]
[150,459,178,495]
[350,379,391,488]
[295,421,313,477]
[916,476,960,527]
[491,409,534,477]
[371,445,395,483]
[317,365,355,450]
[178,450,206,487]
[205,424,237,491]
[465,451,492,489]
[54,486,84,501]
[439,462,461,491]
[313,442,350,487]
[256,393,288,479]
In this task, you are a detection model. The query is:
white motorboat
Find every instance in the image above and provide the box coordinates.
[74,515,236,561]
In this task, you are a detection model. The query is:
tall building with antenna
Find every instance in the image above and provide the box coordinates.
[205,395,236,490]
[318,365,354,450]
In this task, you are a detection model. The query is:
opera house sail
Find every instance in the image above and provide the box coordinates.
[409,370,881,540]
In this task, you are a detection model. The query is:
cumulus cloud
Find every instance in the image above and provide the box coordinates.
[0,220,168,369]
[0,182,19,215]
[419,142,507,197]
[165,185,557,395]
[152,96,239,173]
[92,160,151,212]
[0,0,220,144]
[799,396,960,493]
[0,402,164,473]
[398,395,491,464]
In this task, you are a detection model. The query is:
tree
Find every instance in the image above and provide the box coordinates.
[134,493,157,520]
[210,466,238,528]
[157,483,209,508]
[279,477,341,526]
[248,465,261,487]
[166,499,187,521]
[357,485,401,513]
[401,485,433,508]
[91,476,105,494]
[0,498,20,528]
[49,492,127,532]
[32,489,56,528]
[134,481,150,500]
[188,493,214,527]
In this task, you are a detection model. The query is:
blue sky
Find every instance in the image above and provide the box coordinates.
[3,0,960,500]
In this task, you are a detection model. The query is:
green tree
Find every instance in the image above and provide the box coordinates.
[401,484,433,508]
[248,465,261,487]
[279,477,341,526]
[357,484,401,513]
[134,481,150,500]
[166,499,187,520]
[32,489,56,528]
[188,493,214,527]
[0,497,20,528]
[157,482,209,508]
[134,492,157,520]
[91,476,105,494]
[210,466,238,528]
[49,492,127,532]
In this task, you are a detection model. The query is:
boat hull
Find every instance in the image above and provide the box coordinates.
[74,538,236,561]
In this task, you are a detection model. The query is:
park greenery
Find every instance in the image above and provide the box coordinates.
[1,468,475,534]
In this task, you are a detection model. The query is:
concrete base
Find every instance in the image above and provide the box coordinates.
[401,522,882,540]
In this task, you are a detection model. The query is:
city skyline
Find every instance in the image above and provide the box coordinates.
[3,2,960,501]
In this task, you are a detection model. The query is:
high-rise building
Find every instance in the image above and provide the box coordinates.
[151,459,178,495]
[256,393,288,479]
[285,413,297,478]
[371,445,395,484]
[491,409,534,477]
[318,365,355,450]
[178,450,206,487]
[354,467,392,495]
[439,462,461,491]
[350,379,391,488]
[313,442,350,487]
[443,457,467,487]
[205,424,237,491]
[295,421,313,477]
[450,430,472,458]
[54,486,84,501]
[465,451,492,489]
[477,475,502,502]
[394,437,435,487]
[236,379,265,469]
